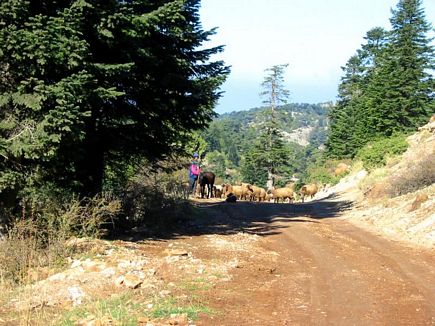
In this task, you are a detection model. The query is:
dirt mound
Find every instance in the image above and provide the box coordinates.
[325,119,435,249]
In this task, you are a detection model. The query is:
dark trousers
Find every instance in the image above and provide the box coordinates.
[189,176,198,194]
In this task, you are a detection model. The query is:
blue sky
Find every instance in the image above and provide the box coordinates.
[199,0,435,114]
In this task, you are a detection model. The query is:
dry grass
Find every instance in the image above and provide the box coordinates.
[121,169,193,228]
[359,167,389,199]
[0,195,120,288]
[387,152,435,197]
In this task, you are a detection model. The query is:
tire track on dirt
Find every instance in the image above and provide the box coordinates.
[281,220,435,325]
[195,201,435,325]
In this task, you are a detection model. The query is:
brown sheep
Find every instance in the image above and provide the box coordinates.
[238,183,255,200]
[299,184,318,203]
[214,188,223,198]
[268,187,294,203]
[222,183,232,197]
[250,185,267,202]
[222,183,253,200]
[213,185,224,198]
[334,163,349,176]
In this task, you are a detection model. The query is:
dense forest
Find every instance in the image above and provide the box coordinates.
[0,0,433,302]
[199,102,330,186]
[0,0,229,213]
[326,0,434,158]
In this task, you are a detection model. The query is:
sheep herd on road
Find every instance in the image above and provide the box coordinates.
[194,174,324,203]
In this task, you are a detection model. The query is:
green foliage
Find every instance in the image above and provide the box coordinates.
[356,134,408,170]
[368,0,435,135]
[0,0,229,206]
[242,64,292,188]
[327,0,434,158]
[304,157,343,185]
[327,27,389,158]
[121,168,192,228]
[150,295,213,320]
[59,293,140,326]
[240,150,268,187]
[204,150,228,179]
[200,102,329,185]
[260,64,290,107]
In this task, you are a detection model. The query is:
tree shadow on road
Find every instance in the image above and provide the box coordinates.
[113,193,354,242]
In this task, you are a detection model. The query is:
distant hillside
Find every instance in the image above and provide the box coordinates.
[200,102,332,183]
[217,103,331,148]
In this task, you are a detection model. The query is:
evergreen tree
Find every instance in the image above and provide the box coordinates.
[367,0,434,135]
[328,0,434,158]
[327,28,389,158]
[0,0,229,201]
[257,64,290,189]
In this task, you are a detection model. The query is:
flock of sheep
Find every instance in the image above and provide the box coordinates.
[195,182,321,203]
[193,162,350,203]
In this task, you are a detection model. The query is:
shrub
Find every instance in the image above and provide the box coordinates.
[0,194,120,286]
[121,169,193,228]
[356,134,408,170]
[359,167,389,196]
[388,152,435,197]
[305,158,346,186]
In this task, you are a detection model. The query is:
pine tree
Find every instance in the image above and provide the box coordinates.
[0,0,229,201]
[367,0,434,136]
[257,64,290,189]
[327,28,389,158]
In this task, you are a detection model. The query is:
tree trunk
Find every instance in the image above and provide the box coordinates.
[76,137,104,197]
[77,114,105,197]
[266,167,274,191]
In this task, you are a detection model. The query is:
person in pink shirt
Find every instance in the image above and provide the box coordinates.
[188,152,201,196]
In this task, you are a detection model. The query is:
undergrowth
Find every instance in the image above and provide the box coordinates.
[0,194,120,286]
[356,134,408,170]
[387,152,435,197]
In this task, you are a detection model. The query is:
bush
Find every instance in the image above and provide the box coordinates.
[356,134,408,170]
[121,169,193,228]
[304,158,346,186]
[388,152,435,197]
[359,167,389,196]
[0,194,120,286]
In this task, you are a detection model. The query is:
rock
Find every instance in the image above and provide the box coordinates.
[27,267,50,282]
[48,272,66,282]
[167,313,188,325]
[68,286,85,306]
[71,260,82,268]
[164,249,189,257]
[409,193,429,212]
[101,267,116,278]
[159,290,171,297]
[137,316,151,325]
[123,274,142,289]
[83,260,107,272]
[114,275,125,286]
[76,315,113,326]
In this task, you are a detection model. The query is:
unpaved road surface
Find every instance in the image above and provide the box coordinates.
[188,197,435,325]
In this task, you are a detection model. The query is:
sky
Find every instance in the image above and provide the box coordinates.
[199,0,435,114]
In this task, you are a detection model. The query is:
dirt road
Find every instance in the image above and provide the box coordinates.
[187,197,435,325]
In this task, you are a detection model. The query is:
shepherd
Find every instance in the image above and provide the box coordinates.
[188,152,201,197]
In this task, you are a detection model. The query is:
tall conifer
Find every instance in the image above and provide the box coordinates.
[367,0,434,135]
[0,0,229,200]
